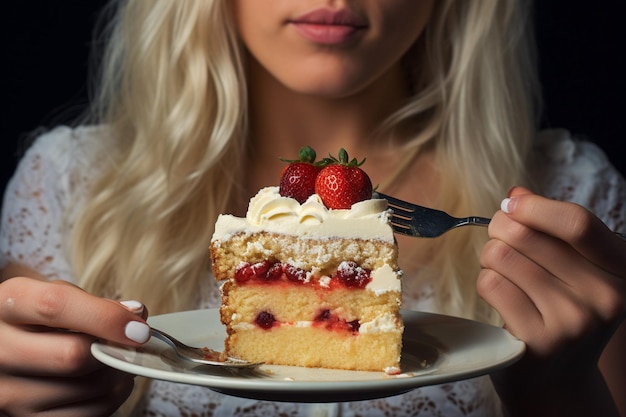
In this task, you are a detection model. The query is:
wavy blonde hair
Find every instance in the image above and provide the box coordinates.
[71,0,246,315]
[68,0,537,413]
[378,0,538,324]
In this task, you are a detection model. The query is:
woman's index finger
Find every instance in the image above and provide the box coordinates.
[501,188,626,277]
[0,277,150,345]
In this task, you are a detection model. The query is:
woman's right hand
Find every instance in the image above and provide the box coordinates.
[0,276,150,417]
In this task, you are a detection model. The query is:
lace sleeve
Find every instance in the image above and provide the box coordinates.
[533,129,626,233]
[0,127,82,282]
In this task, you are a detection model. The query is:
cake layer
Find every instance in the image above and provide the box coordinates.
[210,233,398,281]
[225,325,402,372]
[220,282,401,325]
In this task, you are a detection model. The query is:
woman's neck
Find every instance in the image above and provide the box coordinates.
[244,55,411,167]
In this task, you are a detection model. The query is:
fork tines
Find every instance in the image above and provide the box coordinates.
[375,192,420,236]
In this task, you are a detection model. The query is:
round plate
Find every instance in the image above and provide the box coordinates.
[91,309,524,402]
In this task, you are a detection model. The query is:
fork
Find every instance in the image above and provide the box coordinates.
[377,192,626,240]
[376,192,490,238]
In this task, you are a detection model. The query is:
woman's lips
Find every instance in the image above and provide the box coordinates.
[293,23,361,45]
[289,8,367,45]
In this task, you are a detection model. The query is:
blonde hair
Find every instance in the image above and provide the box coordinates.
[70,0,246,314]
[67,0,537,413]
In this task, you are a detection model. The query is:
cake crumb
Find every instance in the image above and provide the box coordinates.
[384,366,401,375]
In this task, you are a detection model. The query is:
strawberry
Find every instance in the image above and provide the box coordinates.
[315,148,373,209]
[279,146,322,204]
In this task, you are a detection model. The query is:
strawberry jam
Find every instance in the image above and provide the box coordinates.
[255,311,277,329]
[314,309,360,333]
[234,260,371,288]
[335,261,370,288]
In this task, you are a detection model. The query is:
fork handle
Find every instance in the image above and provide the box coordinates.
[459,216,491,227]
[461,217,626,241]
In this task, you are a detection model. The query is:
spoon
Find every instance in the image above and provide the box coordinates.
[150,327,264,369]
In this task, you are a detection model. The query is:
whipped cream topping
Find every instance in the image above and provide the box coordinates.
[212,186,394,242]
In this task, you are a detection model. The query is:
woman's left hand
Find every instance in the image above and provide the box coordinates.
[478,186,626,417]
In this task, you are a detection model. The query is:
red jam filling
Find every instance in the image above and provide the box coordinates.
[234,260,371,289]
[314,309,360,333]
[252,309,360,333]
[255,311,278,329]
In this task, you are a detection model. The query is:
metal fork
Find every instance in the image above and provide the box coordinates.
[376,192,490,238]
[377,192,626,240]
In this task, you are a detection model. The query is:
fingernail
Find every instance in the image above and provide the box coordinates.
[500,197,517,214]
[125,321,150,344]
[120,300,144,315]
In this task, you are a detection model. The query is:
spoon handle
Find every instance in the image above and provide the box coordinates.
[150,327,263,368]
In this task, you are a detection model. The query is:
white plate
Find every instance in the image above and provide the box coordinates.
[91,309,524,402]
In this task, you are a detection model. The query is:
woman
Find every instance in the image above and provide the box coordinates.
[1,0,624,416]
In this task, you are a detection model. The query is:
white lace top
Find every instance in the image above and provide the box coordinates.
[2,126,625,417]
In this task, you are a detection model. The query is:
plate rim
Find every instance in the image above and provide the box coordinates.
[91,308,525,400]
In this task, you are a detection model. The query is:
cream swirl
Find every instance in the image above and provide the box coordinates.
[213,186,394,242]
[247,186,389,225]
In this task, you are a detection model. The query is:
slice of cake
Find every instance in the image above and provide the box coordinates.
[209,148,403,373]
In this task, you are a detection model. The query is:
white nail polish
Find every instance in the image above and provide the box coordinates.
[120,300,144,314]
[500,198,511,214]
[125,321,150,343]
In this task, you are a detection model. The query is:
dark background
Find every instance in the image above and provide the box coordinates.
[2,1,624,206]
